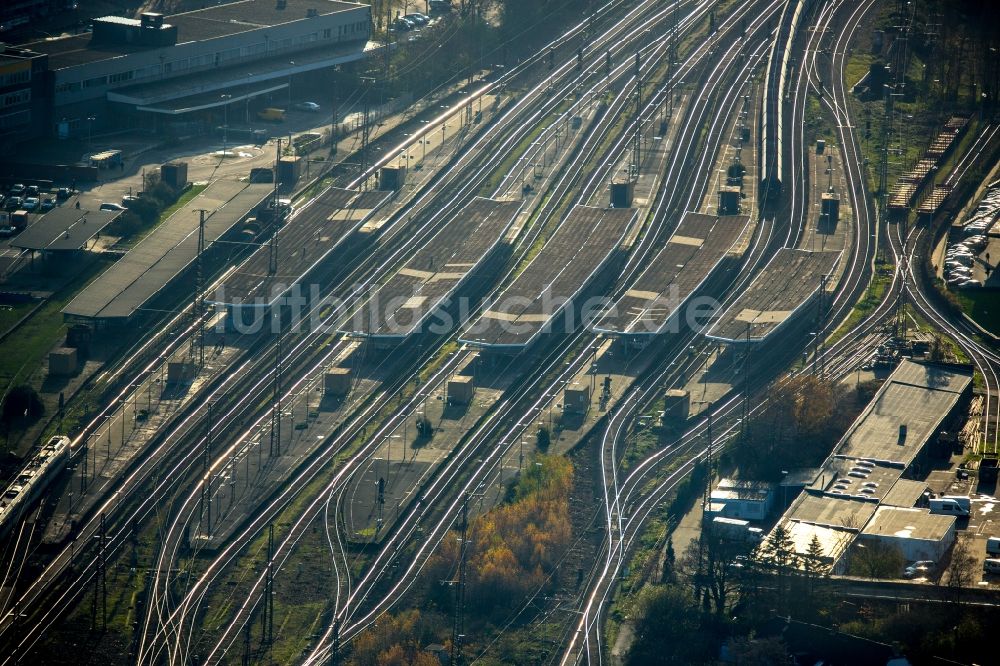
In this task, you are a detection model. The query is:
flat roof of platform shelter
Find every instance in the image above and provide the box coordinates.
[460,205,636,350]
[12,207,121,252]
[210,187,391,307]
[705,248,841,343]
[592,212,748,336]
[340,197,522,340]
[64,181,272,322]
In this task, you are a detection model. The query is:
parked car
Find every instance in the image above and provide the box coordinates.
[293,101,321,112]
[393,17,414,31]
[121,195,140,208]
[958,279,983,288]
[39,197,55,212]
[5,196,22,211]
[0,226,16,237]
[99,202,125,212]
[8,184,24,196]
[404,12,429,25]
[22,196,39,212]
[903,560,935,579]
[25,185,39,197]
[257,107,286,122]
[56,187,72,200]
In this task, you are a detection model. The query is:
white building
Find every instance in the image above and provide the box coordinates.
[706,477,774,521]
[858,506,956,563]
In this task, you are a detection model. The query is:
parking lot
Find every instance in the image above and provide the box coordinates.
[936,179,1000,289]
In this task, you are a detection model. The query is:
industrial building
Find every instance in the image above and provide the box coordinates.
[761,360,973,573]
[0,45,50,151]
[705,477,774,522]
[858,506,957,563]
[18,0,373,140]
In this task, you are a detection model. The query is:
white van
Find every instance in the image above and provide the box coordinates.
[987,536,1000,557]
[929,497,971,517]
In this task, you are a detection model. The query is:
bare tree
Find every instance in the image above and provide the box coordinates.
[944,537,977,602]
[847,541,904,579]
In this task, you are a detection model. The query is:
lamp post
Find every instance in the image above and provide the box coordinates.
[86,115,96,150]
[220,94,232,158]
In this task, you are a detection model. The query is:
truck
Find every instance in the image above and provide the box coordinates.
[929,495,971,517]
[11,209,29,230]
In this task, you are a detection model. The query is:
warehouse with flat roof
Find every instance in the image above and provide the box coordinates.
[833,359,972,469]
[762,359,973,573]
[859,506,957,563]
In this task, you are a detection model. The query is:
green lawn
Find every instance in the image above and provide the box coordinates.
[955,290,1000,336]
[0,258,111,391]
[0,301,40,337]
[828,266,893,344]
[159,183,207,220]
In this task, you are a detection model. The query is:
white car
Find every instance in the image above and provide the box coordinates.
[293,101,321,112]
[904,560,935,579]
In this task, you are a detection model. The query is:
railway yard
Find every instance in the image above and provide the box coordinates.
[1,0,1000,664]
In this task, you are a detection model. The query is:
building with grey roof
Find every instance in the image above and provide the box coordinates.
[859,506,956,563]
[761,360,971,573]
[881,479,929,509]
[21,0,372,139]
[833,359,972,470]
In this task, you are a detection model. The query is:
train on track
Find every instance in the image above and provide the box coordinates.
[0,436,70,539]
[759,0,812,206]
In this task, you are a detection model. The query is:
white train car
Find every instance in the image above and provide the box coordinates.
[0,436,70,539]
